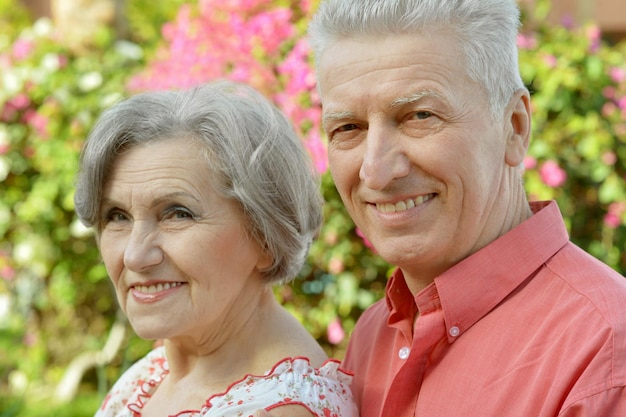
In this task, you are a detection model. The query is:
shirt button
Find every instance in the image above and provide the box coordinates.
[449,326,460,337]
[398,347,410,360]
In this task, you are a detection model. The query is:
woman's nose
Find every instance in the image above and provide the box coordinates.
[123,223,163,272]
[359,125,410,190]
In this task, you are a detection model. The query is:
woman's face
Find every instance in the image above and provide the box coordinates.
[98,137,272,348]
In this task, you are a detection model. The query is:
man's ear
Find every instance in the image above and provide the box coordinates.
[504,89,531,168]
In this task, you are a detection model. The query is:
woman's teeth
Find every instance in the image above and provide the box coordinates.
[134,282,183,293]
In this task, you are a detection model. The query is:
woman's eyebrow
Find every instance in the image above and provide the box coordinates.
[101,191,200,209]
[151,191,200,207]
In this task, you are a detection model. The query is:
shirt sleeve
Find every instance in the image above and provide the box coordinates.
[558,386,626,417]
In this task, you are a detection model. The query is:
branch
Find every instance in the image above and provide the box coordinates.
[54,313,127,403]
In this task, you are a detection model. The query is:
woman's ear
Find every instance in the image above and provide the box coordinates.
[504,89,532,167]
[256,246,274,271]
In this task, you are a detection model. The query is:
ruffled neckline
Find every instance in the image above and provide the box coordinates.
[127,348,353,417]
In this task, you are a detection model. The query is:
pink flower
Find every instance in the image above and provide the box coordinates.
[12,38,34,60]
[602,102,617,118]
[1,104,18,122]
[1,265,15,281]
[586,25,601,53]
[328,257,344,274]
[609,67,626,84]
[604,212,621,229]
[542,54,557,68]
[327,318,345,345]
[23,110,50,138]
[601,151,617,165]
[523,155,537,170]
[8,93,30,110]
[602,86,616,100]
[539,160,567,187]
[517,33,537,50]
[604,202,626,229]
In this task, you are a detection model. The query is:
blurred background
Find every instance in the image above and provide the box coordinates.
[0,0,625,415]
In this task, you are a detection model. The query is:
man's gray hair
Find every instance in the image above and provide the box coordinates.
[308,0,527,118]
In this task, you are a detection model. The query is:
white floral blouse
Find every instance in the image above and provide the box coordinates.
[94,347,357,417]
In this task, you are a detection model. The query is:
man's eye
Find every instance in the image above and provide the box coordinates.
[336,123,358,132]
[413,111,432,120]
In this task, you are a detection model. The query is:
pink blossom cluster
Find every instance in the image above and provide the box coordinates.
[0,251,15,281]
[538,160,568,188]
[604,202,626,229]
[0,31,58,149]
[525,156,568,189]
[1,92,50,141]
[517,33,538,50]
[586,25,602,53]
[602,66,626,122]
[128,0,326,171]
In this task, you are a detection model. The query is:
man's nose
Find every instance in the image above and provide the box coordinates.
[123,222,163,272]
[359,125,410,190]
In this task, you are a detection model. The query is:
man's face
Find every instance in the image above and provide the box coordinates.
[319,31,528,291]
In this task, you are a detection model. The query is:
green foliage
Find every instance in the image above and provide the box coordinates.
[124,0,190,54]
[0,0,150,409]
[279,172,392,358]
[0,0,625,415]
[519,1,626,272]
[0,392,101,417]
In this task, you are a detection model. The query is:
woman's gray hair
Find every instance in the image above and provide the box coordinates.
[308,0,526,119]
[75,81,323,284]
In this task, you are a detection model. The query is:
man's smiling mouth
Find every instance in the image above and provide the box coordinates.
[376,193,435,213]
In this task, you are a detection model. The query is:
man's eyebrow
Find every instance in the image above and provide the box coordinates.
[390,90,444,108]
[322,110,357,130]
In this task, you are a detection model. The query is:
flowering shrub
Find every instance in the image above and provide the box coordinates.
[518,3,626,270]
[129,0,327,171]
[0,1,170,411]
[0,0,624,413]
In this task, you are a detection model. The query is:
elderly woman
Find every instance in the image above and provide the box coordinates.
[74,81,356,417]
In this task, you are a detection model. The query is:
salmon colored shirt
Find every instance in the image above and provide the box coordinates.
[344,201,626,417]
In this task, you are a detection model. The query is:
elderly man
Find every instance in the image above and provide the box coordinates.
[303,0,626,416]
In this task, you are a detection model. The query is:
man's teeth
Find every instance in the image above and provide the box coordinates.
[376,194,434,213]
[135,282,183,293]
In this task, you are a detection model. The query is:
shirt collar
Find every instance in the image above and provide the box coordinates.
[385,201,570,343]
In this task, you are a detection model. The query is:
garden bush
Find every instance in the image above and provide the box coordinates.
[0,0,624,414]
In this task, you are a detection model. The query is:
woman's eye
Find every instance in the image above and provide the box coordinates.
[103,209,128,224]
[164,206,194,220]
[107,210,126,222]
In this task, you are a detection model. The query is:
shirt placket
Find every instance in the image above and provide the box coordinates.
[380,303,446,417]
